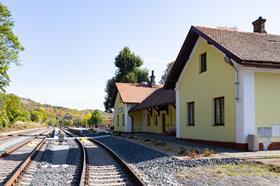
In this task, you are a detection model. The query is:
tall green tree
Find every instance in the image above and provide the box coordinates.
[104,47,149,112]
[160,61,174,84]
[0,3,24,91]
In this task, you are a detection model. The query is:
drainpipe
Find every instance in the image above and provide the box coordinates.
[224,56,240,102]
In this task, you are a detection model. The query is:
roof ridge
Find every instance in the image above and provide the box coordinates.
[194,25,280,37]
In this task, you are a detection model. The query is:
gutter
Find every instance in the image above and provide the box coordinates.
[224,56,240,102]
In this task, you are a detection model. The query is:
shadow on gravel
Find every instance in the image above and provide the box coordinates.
[3,148,80,166]
[3,152,31,161]
[40,148,80,165]
[95,136,169,164]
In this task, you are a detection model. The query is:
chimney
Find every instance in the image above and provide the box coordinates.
[150,70,156,87]
[252,16,267,33]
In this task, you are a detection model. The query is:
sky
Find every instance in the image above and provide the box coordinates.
[1,0,280,110]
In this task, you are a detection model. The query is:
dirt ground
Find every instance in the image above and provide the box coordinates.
[176,162,280,186]
[117,134,280,185]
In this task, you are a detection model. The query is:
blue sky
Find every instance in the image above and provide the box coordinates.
[2,0,280,110]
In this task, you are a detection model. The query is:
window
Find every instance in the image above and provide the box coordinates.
[147,113,151,126]
[187,102,195,125]
[200,53,207,73]
[122,114,125,126]
[214,97,224,125]
[117,115,120,126]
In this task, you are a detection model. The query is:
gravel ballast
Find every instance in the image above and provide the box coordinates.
[31,139,81,185]
[96,136,244,185]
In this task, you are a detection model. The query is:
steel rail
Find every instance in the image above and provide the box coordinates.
[61,128,88,186]
[0,128,53,158]
[66,127,146,186]
[4,139,46,186]
[3,128,54,186]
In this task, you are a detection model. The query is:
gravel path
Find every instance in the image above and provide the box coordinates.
[96,136,244,185]
[30,139,81,185]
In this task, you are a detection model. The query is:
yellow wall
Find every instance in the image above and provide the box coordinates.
[131,104,176,134]
[178,37,236,142]
[146,109,163,133]
[131,110,144,132]
[114,93,126,132]
[255,72,280,142]
[166,105,176,131]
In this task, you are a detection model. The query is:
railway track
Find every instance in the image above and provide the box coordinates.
[63,128,145,186]
[0,128,49,142]
[0,128,52,158]
[13,129,83,185]
[0,128,53,186]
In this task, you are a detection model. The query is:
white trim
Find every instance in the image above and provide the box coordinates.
[175,85,181,138]
[176,37,202,87]
[236,70,256,143]
[125,104,131,132]
[237,66,280,73]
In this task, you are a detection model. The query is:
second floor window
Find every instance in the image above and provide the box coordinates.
[200,53,207,73]
[122,114,125,126]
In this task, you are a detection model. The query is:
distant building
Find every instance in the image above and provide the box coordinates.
[113,71,175,134]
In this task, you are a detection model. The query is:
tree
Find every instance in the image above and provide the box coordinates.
[104,47,149,112]
[89,110,104,127]
[30,111,40,122]
[160,61,174,84]
[5,94,26,124]
[37,107,47,123]
[104,77,116,113]
[0,3,24,91]
[30,107,47,123]
[82,112,92,127]
[0,94,9,127]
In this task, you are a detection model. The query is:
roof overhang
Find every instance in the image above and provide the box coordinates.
[164,26,280,89]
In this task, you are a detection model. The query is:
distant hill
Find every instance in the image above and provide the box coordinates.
[20,97,113,126]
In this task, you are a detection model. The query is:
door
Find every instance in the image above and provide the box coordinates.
[162,113,166,133]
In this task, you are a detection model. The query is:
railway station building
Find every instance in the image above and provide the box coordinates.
[113,17,280,150]
[113,71,176,134]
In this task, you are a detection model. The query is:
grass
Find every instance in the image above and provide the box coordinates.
[261,155,280,159]
[215,162,280,177]
[203,148,214,157]
[0,121,44,133]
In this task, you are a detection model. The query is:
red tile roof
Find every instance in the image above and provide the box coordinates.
[129,88,175,112]
[165,26,280,89]
[115,83,162,104]
[196,26,280,63]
